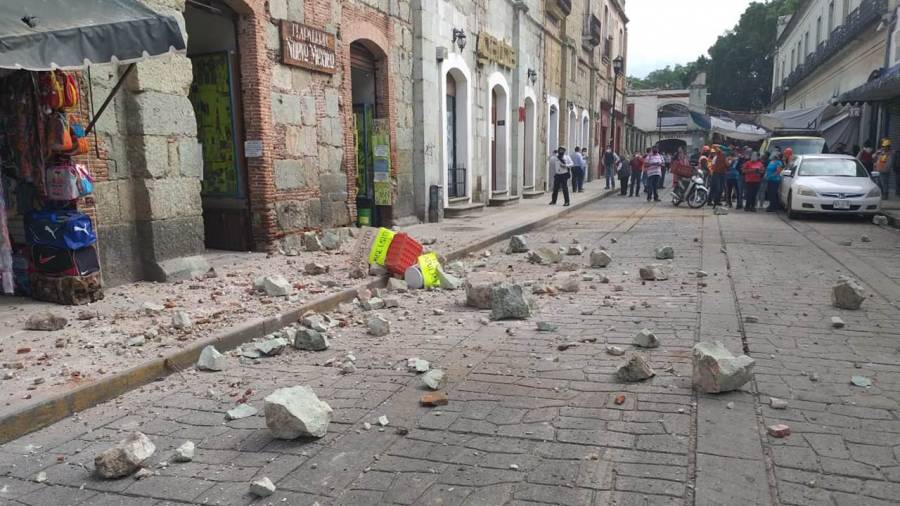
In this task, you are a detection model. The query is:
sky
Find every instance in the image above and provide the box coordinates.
[625,0,756,78]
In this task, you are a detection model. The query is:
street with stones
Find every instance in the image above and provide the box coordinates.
[2,194,899,506]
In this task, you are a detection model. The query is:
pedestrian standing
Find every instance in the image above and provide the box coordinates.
[873,139,893,199]
[571,147,585,194]
[742,151,764,212]
[549,146,573,206]
[603,146,618,190]
[644,146,664,202]
[709,145,729,207]
[858,140,874,172]
[765,152,784,212]
[725,150,745,208]
[659,152,671,189]
[757,151,771,209]
[629,152,643,197]
[578,149,589,192]
[618,154,631,195]
[642,147,651,196]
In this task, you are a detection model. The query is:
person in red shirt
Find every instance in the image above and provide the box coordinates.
[741,151,765,212]
[628,152,644,197]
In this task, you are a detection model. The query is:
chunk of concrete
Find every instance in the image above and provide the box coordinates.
[151,256,211,282]
[262,275,293,297]
[250,477,276,497]
[872,215,888,226]
[173,441,194,462]
[94,432,156,479]
[171,311,192,330]
[507,235,529,253]
[589,250,612,268]
[655,246,674,260]
[320,230,342,250]
[437,268,462,290]
[361,297,386,311]
[226,404,258,420]
[25,312,67,331]
[490,283,533,321]
[303,231,323,251]
[255,337,288,357]
[633,329,660,348]
[197,345,227,371]
[304,263,329,275]
[264,386,333,439]
[367,315,390,336]
[407,358,430,373]
[617,354,655,382]
[554,273,580,293]
[639,264,670,281]
[832,278,865,310]
[567,245,585,256]
[830,316,845,329]
[465,272,506,309]
[293,328,329,351]
[527,248,562,265]
[422,369,445,390]
[692,342,755,393]
[387,278,408,292]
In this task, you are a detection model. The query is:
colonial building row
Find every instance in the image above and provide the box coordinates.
[0,0,629,288]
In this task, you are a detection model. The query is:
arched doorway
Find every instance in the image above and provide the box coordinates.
[185,0,250,251]
[487,75,509,195]
[523,96,536,189]
[444,67,470,203]
[581,114,590,152]
[350,40,389,226]
[547,102,559,190]
[568,108,578,150]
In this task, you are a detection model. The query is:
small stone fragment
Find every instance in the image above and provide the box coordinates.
[589,249,612,268]
[422,369,445,390]
[378,415,389,426]
[507,235,529,253]
[713,207,729,216]
[767,424,791,438]
[464,272,506,309]
[173,441,194,462]
[250,477,276,497]
[692,342,755,393]
[633,329,659,348]
[133,468,154,480]
[744,315,759,323]
[25,312,68,331]
[320,230,343,250]
[407,358,430,373]
[171,311,192,330]
[255,337,288,357]
[262,275,293,297]
[536,321,557,332]
[361,297,386,311]
[860,235,871,243]
[34,471,47,483]
[387,278,409,292]
[197,346,227,371]
[832,278,865,310]
[293,328,329,351]
[872,215,888,226]
[554,273,580,293]
[850,375,872,387]
[94,432,156,479]
[655,246,674,260]
[226,404,258,420]
[367,315,391,336]
[527,247,562,265]
[614,394,626,405]
[769,397,788,410]
[264,386,333,439]
[303,231,323,251]
[557,342,578,351]
[606,345,626,356]
[617,353,655,382]
[639,264,669,281]
[420,392,449,407]
[142,302,164,315]
[437,269,462,290]
[304,262,329,275]
[696,270,709,278]
[567,245,585,256]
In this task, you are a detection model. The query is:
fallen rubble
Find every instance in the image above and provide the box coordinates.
[692,342,755,393]
[94,432,156,479]
[264,386,333,439]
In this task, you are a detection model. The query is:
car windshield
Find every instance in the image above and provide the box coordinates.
[798,158,868,177]
[768,138,826,155]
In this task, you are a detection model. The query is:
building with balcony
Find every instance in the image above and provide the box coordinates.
[770,0,892,146]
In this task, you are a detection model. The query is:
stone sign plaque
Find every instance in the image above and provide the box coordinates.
[281,21,336,74]
[476,32,516,70]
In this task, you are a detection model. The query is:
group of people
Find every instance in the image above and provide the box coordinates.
[698,144,791,212]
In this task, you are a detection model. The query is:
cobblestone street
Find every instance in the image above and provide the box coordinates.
[1,194,899,506]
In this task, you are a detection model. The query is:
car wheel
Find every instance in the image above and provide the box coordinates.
[786,192,799,219]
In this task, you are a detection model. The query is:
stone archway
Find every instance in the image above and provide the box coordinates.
[440,54,473,207]
[486,72,510,195]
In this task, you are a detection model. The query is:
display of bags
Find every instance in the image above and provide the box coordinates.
[47,112,73,153]
[75,164,93,196]
[29,271,103,306]
[24,210,96,250]
[29,244,100,277]
[44,161,80,201]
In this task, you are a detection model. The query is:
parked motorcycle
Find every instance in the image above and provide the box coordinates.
[671,168,709,208]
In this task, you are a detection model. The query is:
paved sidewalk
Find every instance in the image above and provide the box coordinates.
[1,194,896,505]
[0,181,611,431]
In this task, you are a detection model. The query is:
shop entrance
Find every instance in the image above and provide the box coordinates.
[185,0,250,251]
[351,41,390,227]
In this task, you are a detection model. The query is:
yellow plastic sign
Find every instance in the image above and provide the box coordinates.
[368,228,395,265]
[417,252,441,288]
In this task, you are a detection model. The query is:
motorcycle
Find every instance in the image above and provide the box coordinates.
[671,168,709,208]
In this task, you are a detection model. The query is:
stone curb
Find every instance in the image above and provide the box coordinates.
[0,189,614,444]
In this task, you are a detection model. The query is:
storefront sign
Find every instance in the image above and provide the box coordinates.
[476,32,516,70]
[281,21,336,74]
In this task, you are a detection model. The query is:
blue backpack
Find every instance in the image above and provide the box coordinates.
[24,210,97,250]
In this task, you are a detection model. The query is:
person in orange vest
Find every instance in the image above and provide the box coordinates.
[709,145,730,206]
[873,138,893,200]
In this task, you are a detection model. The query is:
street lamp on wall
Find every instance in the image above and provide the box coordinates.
[452,28,467,52]
[527,68,538,86]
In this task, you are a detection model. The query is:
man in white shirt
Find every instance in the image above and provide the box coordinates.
[571,147,585,193]
[549,146,573,206]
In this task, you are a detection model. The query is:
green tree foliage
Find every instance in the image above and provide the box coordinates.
[628,0,800,112]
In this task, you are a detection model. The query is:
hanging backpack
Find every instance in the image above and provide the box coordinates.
[62,72,79,110]
[47,113,73,153]
[44,160,80,201]
[42,71,65,110]
[75,164,93,196]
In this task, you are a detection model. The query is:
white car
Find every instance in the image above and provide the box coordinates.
[778,155,882,219]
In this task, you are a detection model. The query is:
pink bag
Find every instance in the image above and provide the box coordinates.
[45,162,80,201]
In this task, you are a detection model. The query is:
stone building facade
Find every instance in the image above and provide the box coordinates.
[78,0,627,286]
